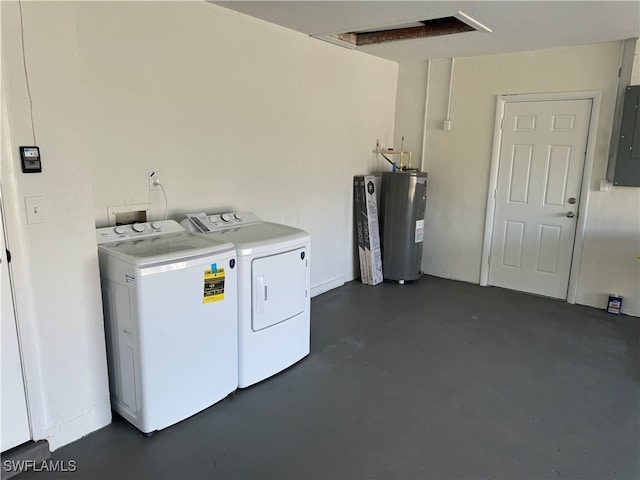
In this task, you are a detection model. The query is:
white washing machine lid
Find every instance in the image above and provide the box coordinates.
[98,232,234,267]
[200,222,310,256]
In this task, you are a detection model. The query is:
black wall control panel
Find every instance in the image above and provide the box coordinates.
[20,146,41,173]
[614,86,640,187]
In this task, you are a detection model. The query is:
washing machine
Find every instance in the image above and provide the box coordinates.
[182,212,310,388]
[96,220,238,434]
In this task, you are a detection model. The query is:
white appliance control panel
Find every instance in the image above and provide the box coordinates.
[186,211,262,233]
[96,219,185,244]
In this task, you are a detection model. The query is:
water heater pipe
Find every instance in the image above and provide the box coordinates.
[420,59,432,173]
[446,57,455,123]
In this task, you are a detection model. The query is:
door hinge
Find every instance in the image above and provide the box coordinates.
[487,254,491,265]
[493,189,497,199]
[6,249,10,263]
[500,118,504,130]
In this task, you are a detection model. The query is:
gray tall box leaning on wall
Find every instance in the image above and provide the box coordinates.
[380,171,428,283]
[353,175,383,285]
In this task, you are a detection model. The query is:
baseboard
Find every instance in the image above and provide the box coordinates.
[311,275,344,298]
[39,400,112,451]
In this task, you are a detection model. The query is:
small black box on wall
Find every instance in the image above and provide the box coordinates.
[20,146,41,173]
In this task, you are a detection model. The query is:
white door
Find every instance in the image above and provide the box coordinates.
[1,199,31,451]
[489,99,592,299]
[252,248,307,331]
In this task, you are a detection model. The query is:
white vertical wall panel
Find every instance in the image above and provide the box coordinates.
[1,1,112,450]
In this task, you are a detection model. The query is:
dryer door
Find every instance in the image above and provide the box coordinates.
[252,247,308,331]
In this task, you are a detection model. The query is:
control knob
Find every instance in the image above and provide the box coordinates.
[234,213,242,220]
[114,226,126,235]
[151,222,161,230]
[221,214,232,222]
[132,223,146,233]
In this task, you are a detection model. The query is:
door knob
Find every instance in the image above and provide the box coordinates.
[567,197,577,204]
[566,211,575,218]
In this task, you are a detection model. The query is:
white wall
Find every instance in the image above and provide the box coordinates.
[394,42,640,316]
[74,1,398,295]
[1,1,397,449]
[1,2,111,450]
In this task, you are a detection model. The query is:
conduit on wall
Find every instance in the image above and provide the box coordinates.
[420,59,432,173]
[444,57,455,131]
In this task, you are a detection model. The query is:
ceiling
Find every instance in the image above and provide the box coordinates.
[210,1,640,62]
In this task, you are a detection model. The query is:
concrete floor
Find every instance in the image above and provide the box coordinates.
[19,277,639,479]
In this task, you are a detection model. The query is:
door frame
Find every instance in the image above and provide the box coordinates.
[480,91,602,303]
[1,190,32,451]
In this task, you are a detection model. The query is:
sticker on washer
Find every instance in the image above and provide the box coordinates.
[203,268,225,303]
[124,274,135,284]
[415,219,425,243]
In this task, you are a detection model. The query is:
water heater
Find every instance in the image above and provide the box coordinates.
[380,171,428,283]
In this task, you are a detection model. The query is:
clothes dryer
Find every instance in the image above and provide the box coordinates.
[182,212,310,388]
[96,220,238,433]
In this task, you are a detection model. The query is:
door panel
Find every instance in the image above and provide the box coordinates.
[502,221,525,268]
[508,145,533,204]
[536,224,562,274]
[552,114,577,132]
[252,248,307,332]
[543,146,572,206]
[489,99,592,299]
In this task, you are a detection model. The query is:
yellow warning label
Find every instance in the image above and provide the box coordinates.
[203,268,225,303]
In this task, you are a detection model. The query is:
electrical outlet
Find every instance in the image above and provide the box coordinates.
[149,171,160,191]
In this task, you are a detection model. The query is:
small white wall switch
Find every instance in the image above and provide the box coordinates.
[443,120,452,131]
[25,195,46,224]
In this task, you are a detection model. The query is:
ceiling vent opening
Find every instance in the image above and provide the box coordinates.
[321,11,492,48]
[333,17,473,46]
